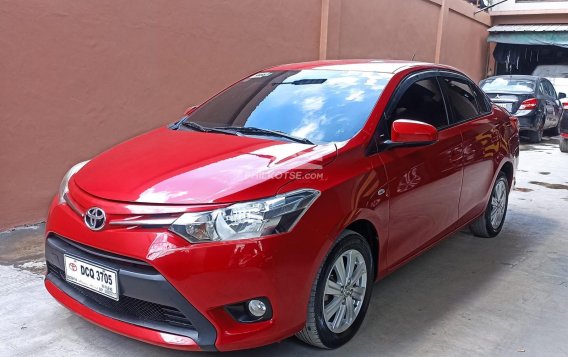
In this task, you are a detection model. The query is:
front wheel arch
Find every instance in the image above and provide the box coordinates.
[345,219,379,280]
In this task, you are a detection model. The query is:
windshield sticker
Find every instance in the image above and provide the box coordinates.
[249,72,272,79]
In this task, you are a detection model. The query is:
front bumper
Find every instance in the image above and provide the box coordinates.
[45,279,202,350]
[45,234,216,350]
[44,189,330,351]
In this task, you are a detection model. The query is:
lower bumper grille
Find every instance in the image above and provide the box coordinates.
[47,263,193,329]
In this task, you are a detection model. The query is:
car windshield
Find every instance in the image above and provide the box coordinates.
[480,77,535,93]
[183,69,392,143]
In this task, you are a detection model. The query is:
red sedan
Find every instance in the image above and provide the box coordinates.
[44,60,519,351]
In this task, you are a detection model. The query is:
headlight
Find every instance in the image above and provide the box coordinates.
[58,161,89,203]
[169,189,320,243]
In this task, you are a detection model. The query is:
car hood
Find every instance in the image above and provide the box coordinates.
[73,127,336,204]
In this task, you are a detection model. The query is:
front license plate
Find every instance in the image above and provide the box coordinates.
[64,255,119,300]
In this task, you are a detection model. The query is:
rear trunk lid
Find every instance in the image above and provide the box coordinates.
[486,92,535,114]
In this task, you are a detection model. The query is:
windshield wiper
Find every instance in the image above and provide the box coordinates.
[215,126,314,145]
[181,121,241,136]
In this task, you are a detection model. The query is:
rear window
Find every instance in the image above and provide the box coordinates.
[185,69,393,143]
[480,77,535,93]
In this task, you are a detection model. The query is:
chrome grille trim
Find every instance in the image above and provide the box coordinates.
[109,217,177,227]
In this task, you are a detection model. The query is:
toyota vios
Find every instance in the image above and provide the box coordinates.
[45,60,519,351]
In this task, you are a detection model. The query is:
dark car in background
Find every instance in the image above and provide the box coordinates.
[480,75,565,143]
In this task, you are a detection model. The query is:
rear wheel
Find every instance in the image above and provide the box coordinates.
[527,116,544,143]
[469,172,509,238]
[560,138,568,153]
[296,230,373,349]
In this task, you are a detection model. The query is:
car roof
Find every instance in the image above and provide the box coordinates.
[266,59,458,74]
[483,75,540,82]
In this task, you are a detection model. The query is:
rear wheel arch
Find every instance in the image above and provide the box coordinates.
[499,161,514,191]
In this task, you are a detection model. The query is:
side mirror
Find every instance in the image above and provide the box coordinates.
[383,119,438,150]
[184,105,198,116]
[558,92,566,100]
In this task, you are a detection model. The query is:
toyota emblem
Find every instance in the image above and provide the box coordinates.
[84,207,106,231]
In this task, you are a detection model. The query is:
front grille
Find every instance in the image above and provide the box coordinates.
[56,234,151,269]
[47,263,193,329]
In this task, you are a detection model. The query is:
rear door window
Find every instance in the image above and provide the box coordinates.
[440,77,480,124]
[543,80,557,98]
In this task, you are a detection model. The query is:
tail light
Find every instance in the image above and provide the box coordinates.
[562,101,568,110]
[518,98,538,111]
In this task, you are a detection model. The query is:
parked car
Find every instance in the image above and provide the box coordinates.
[532,64,568,129]
[44,60,519,351]
[480,75,565,143]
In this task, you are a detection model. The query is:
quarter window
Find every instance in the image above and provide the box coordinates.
[472,85,492,114]
[441,77,480,123]
[389,78,448,129]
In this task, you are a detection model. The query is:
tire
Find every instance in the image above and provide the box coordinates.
[560,138,568,153]
[296,230,373,349]
[527,116,544,143]
[469,172,509,238]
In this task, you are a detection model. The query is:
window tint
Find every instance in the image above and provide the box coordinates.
[441,77,480,123]
[390,78,448,129]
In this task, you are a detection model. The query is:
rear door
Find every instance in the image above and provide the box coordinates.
[542,79,562,128]
[538,80,555,128]
[439,73,500,221]
[374,72,464,267]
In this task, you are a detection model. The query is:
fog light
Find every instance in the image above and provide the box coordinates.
[225,297,272,322]
[248,299,267,317]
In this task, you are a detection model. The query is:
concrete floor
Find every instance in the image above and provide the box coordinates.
[1,137,568,357]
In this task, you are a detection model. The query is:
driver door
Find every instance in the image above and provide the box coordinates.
[376,73,464,268]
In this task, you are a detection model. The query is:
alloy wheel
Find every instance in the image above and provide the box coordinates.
[322,249,367,333]
[490,179,507,229]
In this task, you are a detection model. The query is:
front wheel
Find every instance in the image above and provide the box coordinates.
[527,113,545,143]
[296,230,373,349]
[469,172,509,238]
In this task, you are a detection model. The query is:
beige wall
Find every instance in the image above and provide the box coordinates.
[329,0,441,62]
[0,0,490,230]
[326,0,490,80]
[440,8,491,80]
